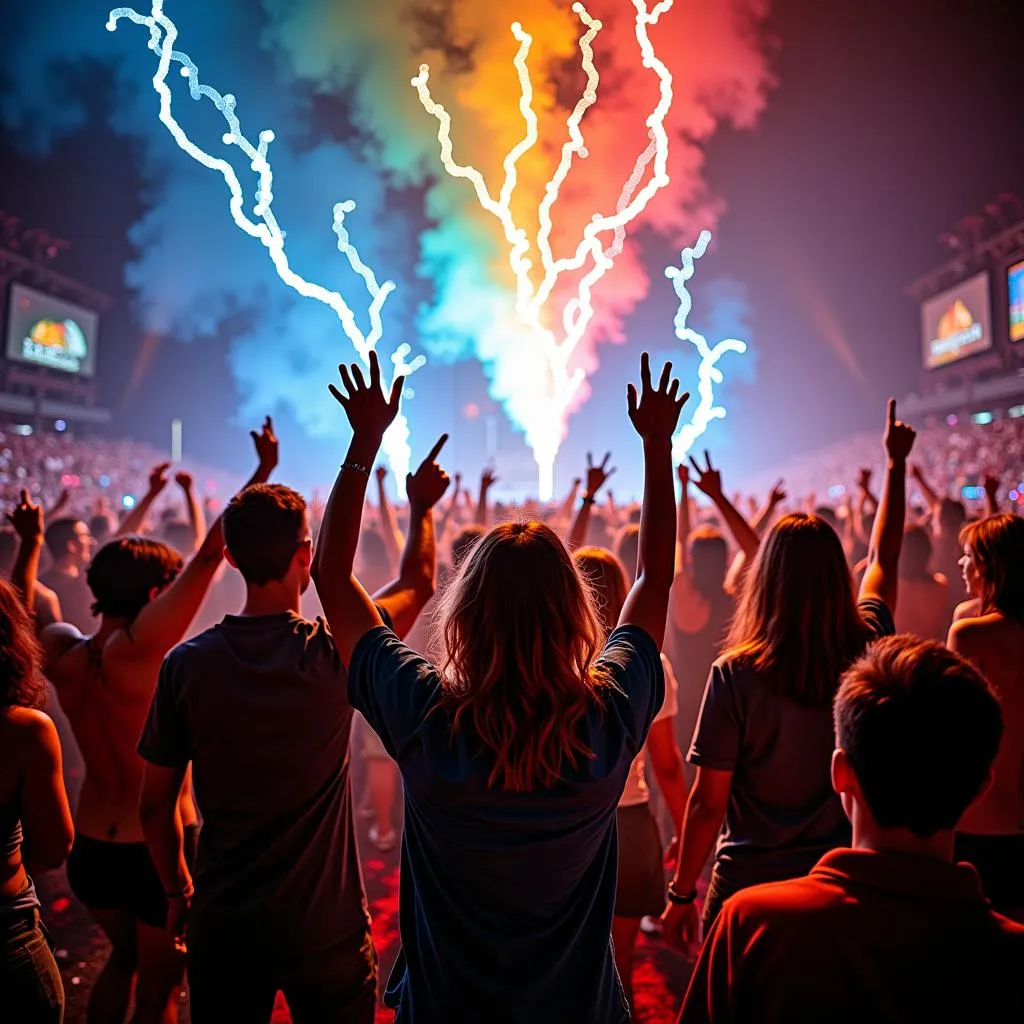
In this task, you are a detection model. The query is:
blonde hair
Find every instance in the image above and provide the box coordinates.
[434,522,615,791]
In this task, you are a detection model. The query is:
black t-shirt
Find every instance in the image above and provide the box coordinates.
[138,612,376,958]
[349,624,664,1024]
[689,598,895,890]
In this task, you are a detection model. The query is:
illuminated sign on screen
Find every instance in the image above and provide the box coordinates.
[1010,259,1024,344]
[921,271,992,370]
[5,283,98,377]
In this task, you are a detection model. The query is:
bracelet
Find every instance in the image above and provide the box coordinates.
[666,884,698,906]
[340,461,371,476]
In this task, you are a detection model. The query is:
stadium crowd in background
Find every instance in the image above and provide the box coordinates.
[0,352,1022,1023]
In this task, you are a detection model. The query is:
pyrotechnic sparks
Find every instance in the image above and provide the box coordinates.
[412,0,675,499]
[107,0,425,489]
[666,230,747,462]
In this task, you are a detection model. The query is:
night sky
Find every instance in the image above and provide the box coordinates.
[2,0,1022,497]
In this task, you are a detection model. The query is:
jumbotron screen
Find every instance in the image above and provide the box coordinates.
[5,282,98,377]
[1010,259,1024,344]
[921,271,992,370]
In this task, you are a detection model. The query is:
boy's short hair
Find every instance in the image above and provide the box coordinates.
[44,518,83,559]
[87,537,184,620]
[223,484,307,585]
[835,635,1003,838]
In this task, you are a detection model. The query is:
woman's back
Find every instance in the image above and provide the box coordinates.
[350,624,664,1022]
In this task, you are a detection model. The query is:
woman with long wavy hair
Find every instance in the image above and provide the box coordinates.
[662,400,916,954]
[313,351,686,1023]
[0,494,74,1022]
[948,512,1024,921]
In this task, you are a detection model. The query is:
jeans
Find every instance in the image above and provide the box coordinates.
[0,908,65,1023]
[187,928,377,1024]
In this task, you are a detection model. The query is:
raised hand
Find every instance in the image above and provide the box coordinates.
[584,451,615,499]
[174,470,194,492]
[627,352,689,442]
[375,466,388,486]
[983,471,1001,501]
[148,462,172,496]
[7,490,42,542]
[768,479,787,507]
[688,450,724,502]
[856,467,873,493]
[884,399,916,461]
[329,350,403,441]
[250,416,279,475]
[677,464,689,488]
[407,435,451,511]
[481,467,499,491]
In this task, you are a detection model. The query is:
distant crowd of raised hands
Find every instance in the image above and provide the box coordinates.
[1,350,1022,1024]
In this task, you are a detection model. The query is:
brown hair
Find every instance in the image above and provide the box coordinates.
[574,546,629,638]
[689,525,728,601]
[435,522,615,791]
[836,635,1002,837]
[223,484,307,585]
[726,513,873,705]
[87,537,184,620]
[959,513,1024,621]
[0,579,44,710]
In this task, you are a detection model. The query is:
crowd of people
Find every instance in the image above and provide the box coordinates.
[1,351,1022,1023]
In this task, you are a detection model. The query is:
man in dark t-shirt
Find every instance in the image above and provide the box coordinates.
[137,483,439,1024]
[678,636,1024,1024]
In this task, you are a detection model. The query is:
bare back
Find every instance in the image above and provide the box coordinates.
[950,612,1024,835]
[894,574,950,642]
[46,625,195,843]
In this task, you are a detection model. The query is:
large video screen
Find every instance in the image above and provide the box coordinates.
[5,282,98,377]
[1010,259,1024,343]
[921,271,992,370]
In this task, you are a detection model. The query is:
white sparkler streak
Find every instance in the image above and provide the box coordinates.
[666,230,747,462]
[108,0,423,494]
[412,0,676,498]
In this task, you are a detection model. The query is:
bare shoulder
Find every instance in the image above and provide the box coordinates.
[949,612,1022,653]
[1,707,59,752]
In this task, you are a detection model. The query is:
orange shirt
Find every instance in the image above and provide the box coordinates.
[679,848,1024,1024]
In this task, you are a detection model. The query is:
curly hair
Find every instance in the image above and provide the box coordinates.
[0,578,45,710]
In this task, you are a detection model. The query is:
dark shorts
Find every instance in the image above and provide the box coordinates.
[615,803,665,919]
[955,832,1024,913]
[67,824,199,929]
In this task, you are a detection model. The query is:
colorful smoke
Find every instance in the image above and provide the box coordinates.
[264,0,775,493]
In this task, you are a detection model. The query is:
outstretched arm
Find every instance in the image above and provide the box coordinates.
[117,463,171,538]
[312,353,450,665]
[984,472,1001,517]
[175,471,205,554]
[689,452,761,561]
[474,468,498,527]
[374,467,404,574]
[617,354,689,650]
[568,453,614,551]
[910,463,942,518]
[120,421,278,658]
[8,491,44,612]
[750,480,786,537]
[860,400,915,611]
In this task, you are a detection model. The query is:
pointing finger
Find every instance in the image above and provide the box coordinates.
[887,398,896,427]
[426,433,449,462]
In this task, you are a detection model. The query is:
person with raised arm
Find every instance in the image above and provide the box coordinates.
[316,351,686,1022]
[568,452,615,550]
[662,400,915,953]
[474,466,498,527]
[41,420,278,1024]
[948,512,1024,920]
[137,371,445,1024]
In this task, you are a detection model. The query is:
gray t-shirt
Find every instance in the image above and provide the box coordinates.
[138,612,374,958]
[688,598,894,891]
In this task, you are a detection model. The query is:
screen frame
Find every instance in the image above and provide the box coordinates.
[5,281,99,379]
[920,269,993,371]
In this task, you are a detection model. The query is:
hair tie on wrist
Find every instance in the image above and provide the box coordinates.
[341,462,371,476]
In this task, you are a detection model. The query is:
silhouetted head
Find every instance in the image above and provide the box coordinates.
[89,513,115,548]
[0,578,44,710]
[574,546,629,638]
[436,521,613,791]
[959,513,1024,619]
[451,524,486,571]
[900,523,933,578]
[939,497,967,538]
[834,635,1001,838]
[87,537,184,621]
[223,484,311,593]
[727,513,870,705]
[689,526,728,600]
